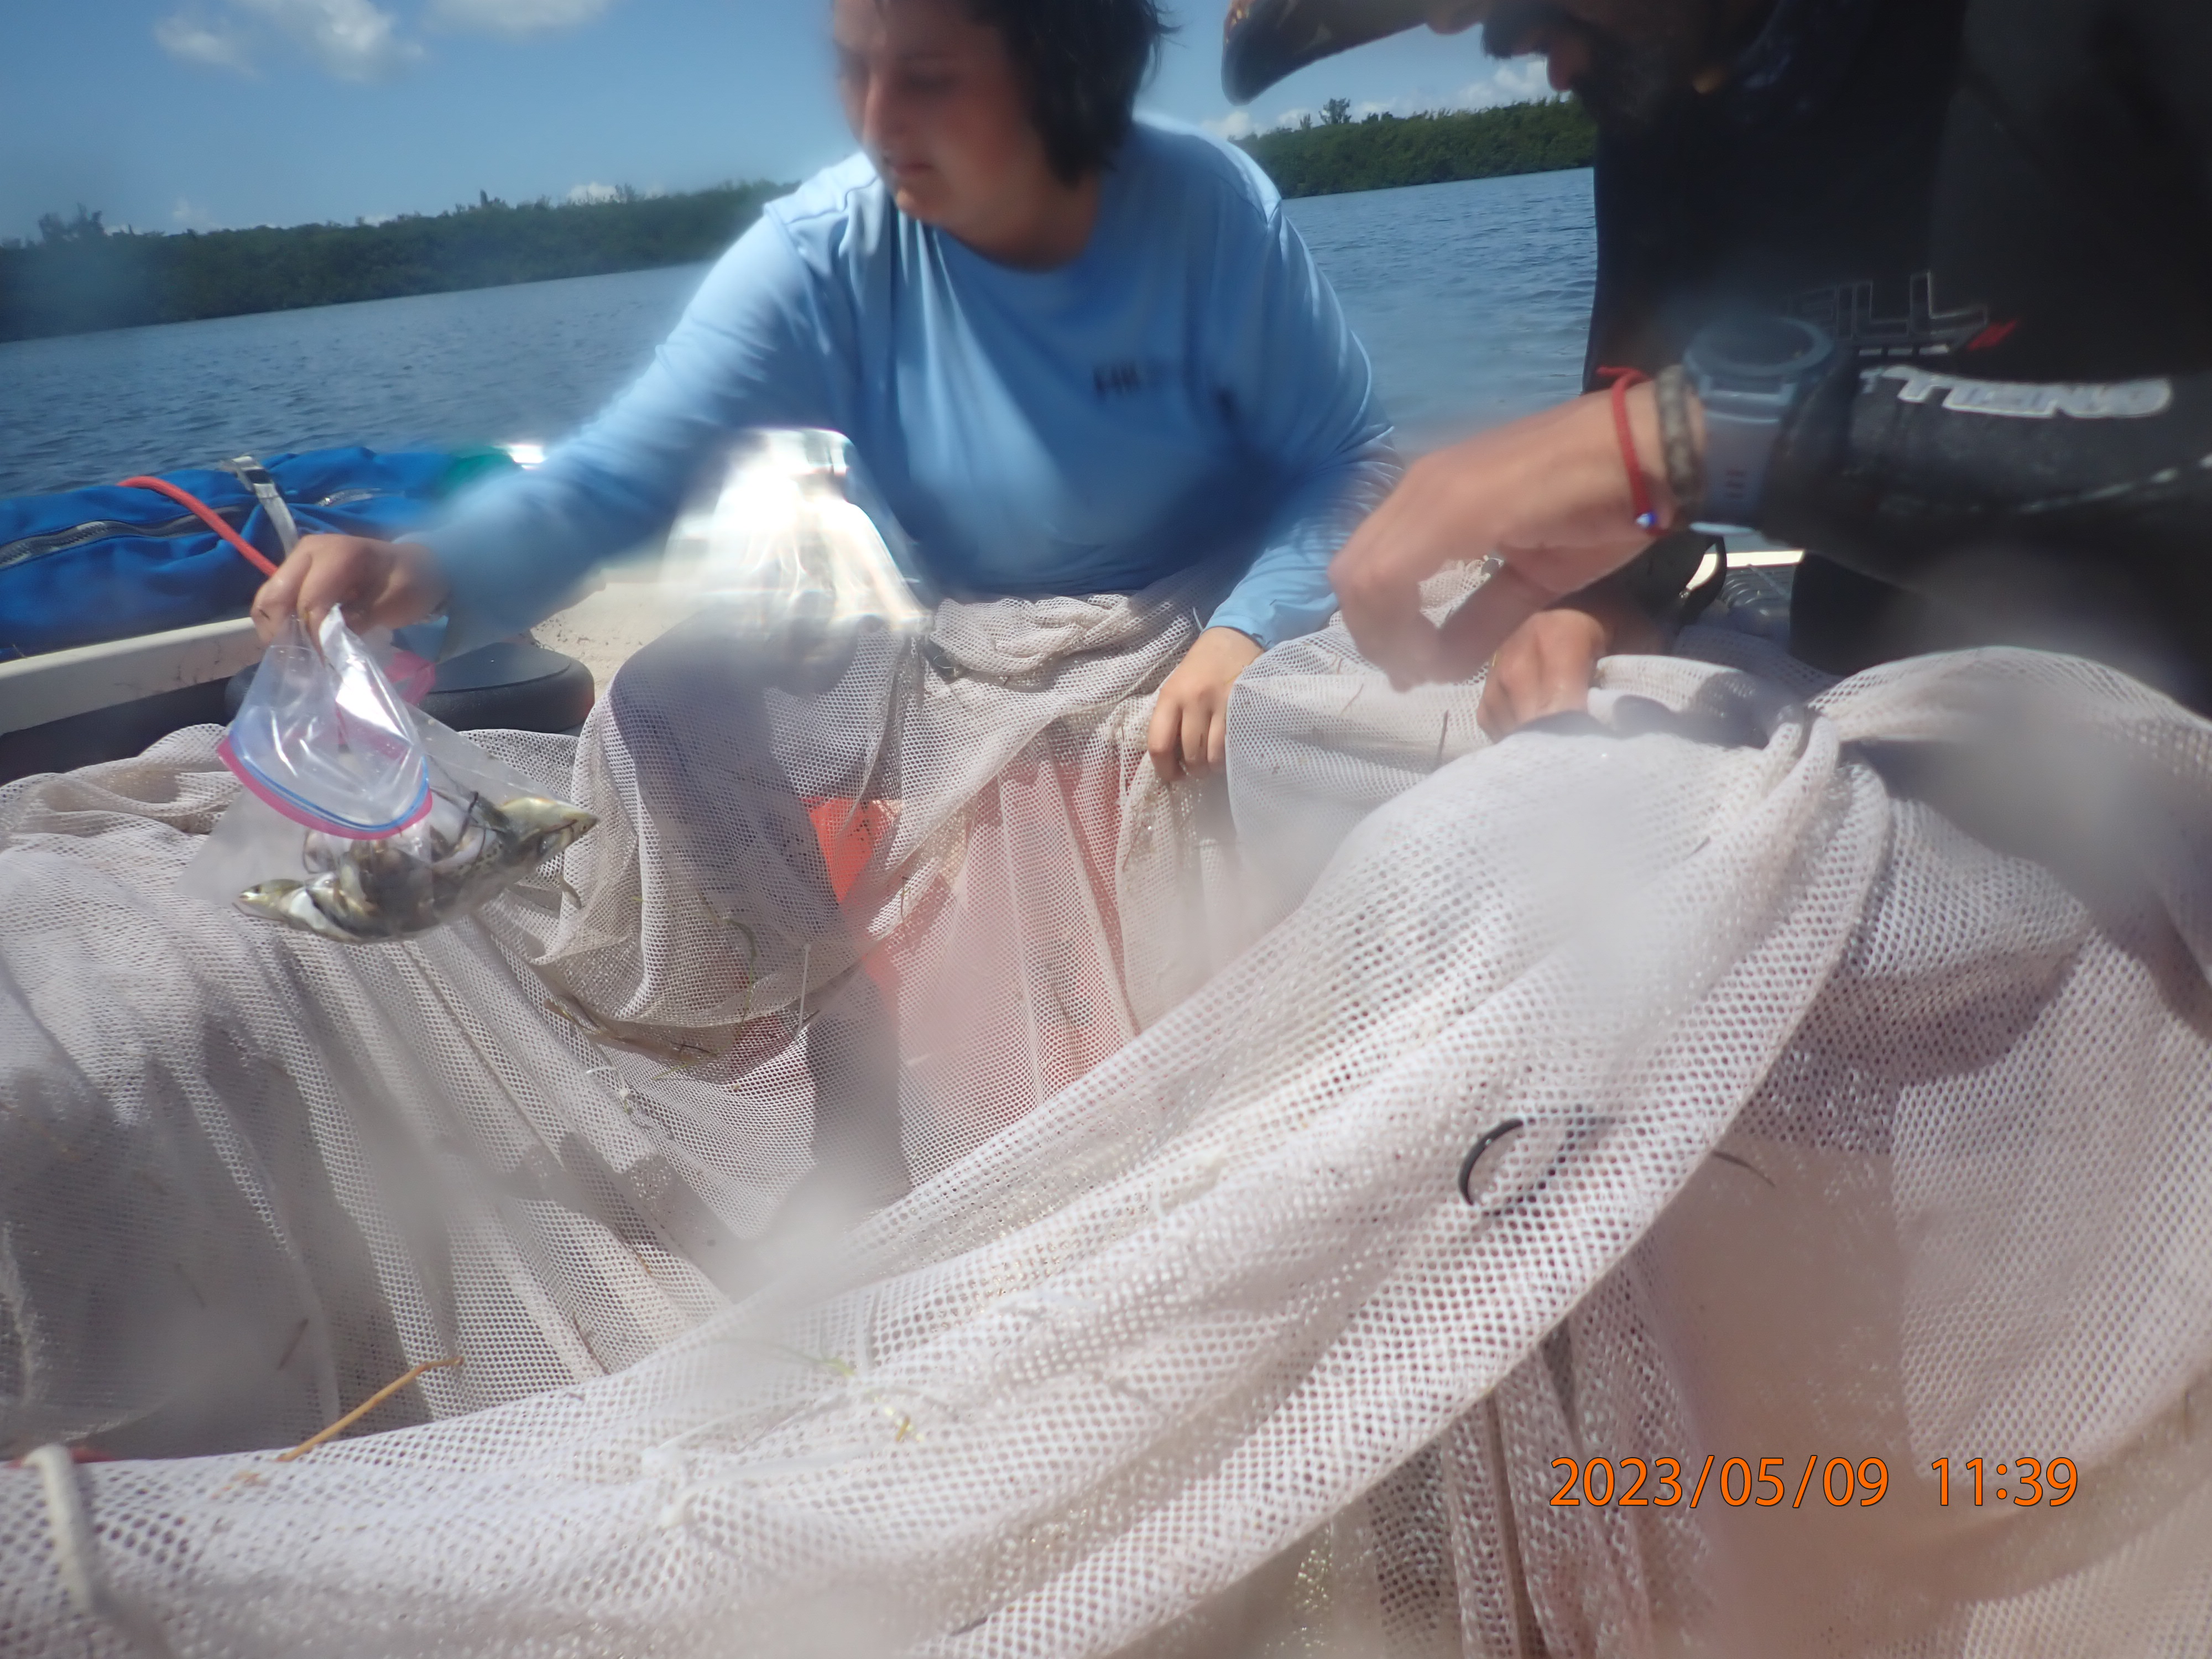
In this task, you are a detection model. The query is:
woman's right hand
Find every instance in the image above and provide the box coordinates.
[251,535,450,644]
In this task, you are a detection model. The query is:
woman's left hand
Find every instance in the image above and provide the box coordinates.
[1149,627,1265,781]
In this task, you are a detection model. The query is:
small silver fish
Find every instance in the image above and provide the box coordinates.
[238,793,597,943]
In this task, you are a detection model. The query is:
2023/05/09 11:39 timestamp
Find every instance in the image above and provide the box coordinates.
[1548,1456,2079,1509]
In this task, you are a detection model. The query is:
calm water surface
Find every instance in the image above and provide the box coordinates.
[1291,169,1594,446]
[0,169,1595,499]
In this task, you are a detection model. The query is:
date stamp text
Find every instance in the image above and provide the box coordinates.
[1548,1456,2078,1509]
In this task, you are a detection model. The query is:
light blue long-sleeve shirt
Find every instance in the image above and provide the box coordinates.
[419,118,1399,659]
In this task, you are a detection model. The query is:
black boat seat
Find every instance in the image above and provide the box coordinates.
[223,639,596,735]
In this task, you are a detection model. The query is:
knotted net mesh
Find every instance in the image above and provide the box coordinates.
[0,592,2206,1657]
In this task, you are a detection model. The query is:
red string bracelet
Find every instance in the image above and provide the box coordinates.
[1594,367,1661,534]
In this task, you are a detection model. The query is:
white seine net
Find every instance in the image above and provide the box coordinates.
[0,560,1253,1465]
[0,603,2208,1657]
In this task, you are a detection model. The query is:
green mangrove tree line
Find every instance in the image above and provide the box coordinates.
[1234,97,1597,199]
[0,184,780,343]
[2,98,1594,341]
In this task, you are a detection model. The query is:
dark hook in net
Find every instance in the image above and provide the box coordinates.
[1458,1117,1526,1207]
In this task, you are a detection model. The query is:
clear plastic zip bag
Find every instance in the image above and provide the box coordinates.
[184,611,596,943]
[218,608,434,836]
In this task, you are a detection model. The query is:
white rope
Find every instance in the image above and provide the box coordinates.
[25,1444,98,1620]
[24,1444,176,1657]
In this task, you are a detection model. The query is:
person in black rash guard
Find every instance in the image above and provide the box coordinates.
[1224,0,2212,722]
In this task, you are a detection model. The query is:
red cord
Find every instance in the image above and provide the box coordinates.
[117,474,281,578]
[1594,368,1660,534]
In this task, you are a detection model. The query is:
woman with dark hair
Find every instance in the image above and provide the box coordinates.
[0,0,1399,1463]
[257,0,1396,782]
[238,0,1397,1211]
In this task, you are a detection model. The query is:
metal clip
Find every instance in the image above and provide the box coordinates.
[228,455,301,557]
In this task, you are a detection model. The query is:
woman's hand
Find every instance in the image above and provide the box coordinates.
[252,535,449,644]
[1328,383,1686,690]
[1148,627,1265,782]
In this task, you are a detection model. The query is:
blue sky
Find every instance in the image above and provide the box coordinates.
[0,0,1549,242]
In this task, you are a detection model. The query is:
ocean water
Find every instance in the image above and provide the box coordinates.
[0,168,1595,500]
[1288,168,1595,448]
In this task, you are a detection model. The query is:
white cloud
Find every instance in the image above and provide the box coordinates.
[160,0,422,82]
[235,0,424,80]
[1206,62,1561,139]
[156,0,609,82]
[1206,106,1324,138]
[154,12,258,74]
[566,182,620,204]
[429,0,614,36]
[171,196,222,229]
[1451,57,1554,109]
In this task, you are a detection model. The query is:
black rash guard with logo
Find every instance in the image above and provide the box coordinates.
[1588,0,2212,707]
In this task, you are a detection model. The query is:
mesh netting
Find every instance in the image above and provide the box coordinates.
[1,594,2208,1657]
[0,562,1250,1465]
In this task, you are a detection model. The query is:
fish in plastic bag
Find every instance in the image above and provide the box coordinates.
[184,610,595,942]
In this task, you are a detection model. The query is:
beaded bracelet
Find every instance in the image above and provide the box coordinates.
[1654,364,1706,519]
